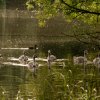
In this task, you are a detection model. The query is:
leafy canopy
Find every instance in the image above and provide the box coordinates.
[26,0,100,26]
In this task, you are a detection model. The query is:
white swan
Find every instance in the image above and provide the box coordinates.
[47,50,56,69]
[18,50,28,64]
[28,55,38,72]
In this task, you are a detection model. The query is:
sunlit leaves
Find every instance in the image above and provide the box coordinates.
[26,0,100,26]
[26,0,36,10]
[26,3,34,10]
[38,20,46,27]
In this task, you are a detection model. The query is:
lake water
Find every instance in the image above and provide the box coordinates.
[0,11,72,99]
[0,10,100,100]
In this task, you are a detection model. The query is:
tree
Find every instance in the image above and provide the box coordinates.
[26,0,100,25]
[26,0,100,48]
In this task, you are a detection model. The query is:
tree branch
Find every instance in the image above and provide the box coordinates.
[60,0,100,15]
[61,32,100,49]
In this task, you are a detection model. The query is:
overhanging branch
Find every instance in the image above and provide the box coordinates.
[60,0,100,15]
[61,32,100,49]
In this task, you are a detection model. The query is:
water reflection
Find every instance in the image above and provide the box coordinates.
[0,42,69,99]
[0,64,28,99]
[0,10,99,99]
[0,41,100,99]
[0,62,49,99]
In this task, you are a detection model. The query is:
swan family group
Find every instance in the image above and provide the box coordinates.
[73,50,100,68]
[18,46,100,72]
[18,46,57,72]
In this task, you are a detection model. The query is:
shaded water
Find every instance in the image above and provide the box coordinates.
[0,39,100,99]
[0,10,72,99]
[0,61,50,99]
[0,10,100,100]
[1,51,100,100]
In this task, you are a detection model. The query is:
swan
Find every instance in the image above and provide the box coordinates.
[93,54,100,68]
[47,50,56,69]
[73,56,87,65]
[18,50,28,64]
[28,54,38,72]
[73,50,88,65]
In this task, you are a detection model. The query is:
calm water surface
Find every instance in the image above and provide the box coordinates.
[0,13,99,99]
[0,40,87,100]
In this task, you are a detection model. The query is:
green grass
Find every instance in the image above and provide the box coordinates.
[0,61,100,100]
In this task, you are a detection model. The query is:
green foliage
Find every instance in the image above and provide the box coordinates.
[0,56,100,99]
[26,0,35,10]
[26,0,100,26]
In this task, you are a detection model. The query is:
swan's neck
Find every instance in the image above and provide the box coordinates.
[33,57,35,64]
[48,52,51,58]
[84,51,87,58]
